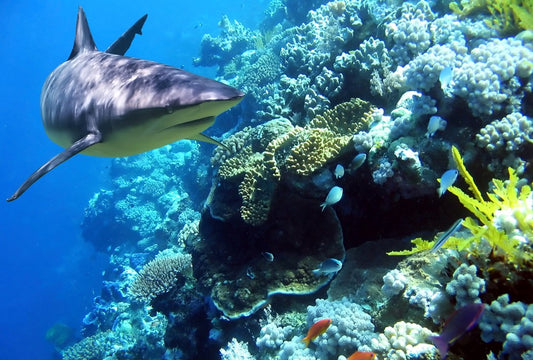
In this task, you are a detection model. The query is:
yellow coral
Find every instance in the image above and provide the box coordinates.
[451,146,483,202]
[309,97,374,135]
[286,128,350,176]
[286,98,374,176]
[238,165,275,226]
[389,147,532,266]
[387,238,434,256]
[450,0,533,34]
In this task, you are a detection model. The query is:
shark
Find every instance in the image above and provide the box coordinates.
[7,7,244,202]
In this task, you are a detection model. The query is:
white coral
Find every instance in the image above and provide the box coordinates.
[382,269,408,297]
[220,338,254,360]
[371,321,437,360]
[446,264,485,307]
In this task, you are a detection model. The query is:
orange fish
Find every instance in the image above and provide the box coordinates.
[302,318,332,347]
[347,351,376,360]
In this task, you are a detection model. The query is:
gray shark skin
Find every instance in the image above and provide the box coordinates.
[7,7,244,202]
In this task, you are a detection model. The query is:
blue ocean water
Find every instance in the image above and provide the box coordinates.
[0,1,266,358]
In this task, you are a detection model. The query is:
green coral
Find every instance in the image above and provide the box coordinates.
[389,146,533,267]
[450,0,533,34]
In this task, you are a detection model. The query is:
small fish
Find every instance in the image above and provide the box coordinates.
[426,115,447,138]
[438,169,458,197]
[347,351,376,360]
[312,258,343,275]
[350,153,367,172]
[262,252,274,262]
[431,218,463,253]
[334,164,345,179]
[429,303,485,360]
[302,318,332,347]
[439,66,453,90]
[246,266,255,279]
[320,186,343,211]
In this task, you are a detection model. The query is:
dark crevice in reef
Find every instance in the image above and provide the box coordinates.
[334,165,470,249]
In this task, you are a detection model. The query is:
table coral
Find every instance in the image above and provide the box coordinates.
[62,330,112,360]
[196,192,345,318]
[128,252,193,303]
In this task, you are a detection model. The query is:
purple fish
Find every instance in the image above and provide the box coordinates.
[429,303,485,360]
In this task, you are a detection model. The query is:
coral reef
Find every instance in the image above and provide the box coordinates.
[68,1,533,359]
[211,98,375,226]
[258,297,376,360]
[193,194,345,318]
[82,141,203,253]
[477,112,533,153]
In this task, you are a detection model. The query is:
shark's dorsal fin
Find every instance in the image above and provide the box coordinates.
[68,6,97,60]
[106,14,148,55]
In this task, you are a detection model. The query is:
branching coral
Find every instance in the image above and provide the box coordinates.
[129,252,193,302]
[388,146,532,267]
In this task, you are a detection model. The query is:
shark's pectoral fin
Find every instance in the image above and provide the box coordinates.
[188,133,229,150]
[105,14,148,55]
[7,132,102,202]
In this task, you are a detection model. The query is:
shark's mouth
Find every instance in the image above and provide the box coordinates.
[159,116,214,133]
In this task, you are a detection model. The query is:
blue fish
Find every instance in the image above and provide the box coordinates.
[438,169,458,197]
[426,116,447,138]
[431,219,463,253]
[429,303,485,360]
[350,153,367,172]
[262,252,274,262]
[320,186,343,211]
[439,66,453,90]
[334,164,345,179]
[312,258,343,275]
